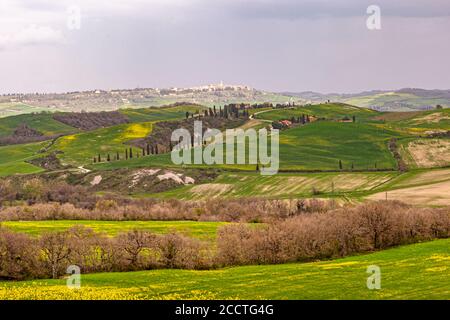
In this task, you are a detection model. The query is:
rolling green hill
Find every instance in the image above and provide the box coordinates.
[0,112,77,137]
[0,142,47,176]
[47,105,209,167]
[344,92,449,111]
[374,108,450,134]
[278,121,400,170]
[119,105,204,123]
[0,103,54,118]
[0,103,444,180]
[91,118,402,172]
[149,171,399,200]
[255,103,378,122]
[0,105,204,138]
[1,239,448,299]
[50,122,154,166]
[0,105,206,175]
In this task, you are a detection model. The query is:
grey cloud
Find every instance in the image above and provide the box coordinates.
[0,0,449,94]
[220,0,450,20]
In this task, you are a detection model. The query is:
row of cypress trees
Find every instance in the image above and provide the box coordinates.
[93,143,162,163]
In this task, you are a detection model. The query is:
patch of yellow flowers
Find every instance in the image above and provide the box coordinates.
[0,283,142,300]
[0,284,231,300]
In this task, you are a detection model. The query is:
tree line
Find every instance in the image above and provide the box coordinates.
[0,201,448,280]
[93,143,164,164]
[185,104,251,120]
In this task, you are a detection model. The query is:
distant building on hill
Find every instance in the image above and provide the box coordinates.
[279,120,292,127]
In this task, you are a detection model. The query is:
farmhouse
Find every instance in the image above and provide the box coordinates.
[279,120,292,127]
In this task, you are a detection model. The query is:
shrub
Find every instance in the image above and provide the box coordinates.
[114,230,157,270]
[216,201,450,266]
[157,232,207,269]
[0,228,40,280]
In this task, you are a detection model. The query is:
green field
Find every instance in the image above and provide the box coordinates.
[344,92,450,111]
[1,220,227,243]
[0,112,77,137]
[383,168,450,189]
[0,105,216,174]
[0,239,447,300]
[0,103,55,118]
[374,108,450,134]
[91,120,401,172]
[0,103,446,201]
[119,105,204,123]
[278,121,400,170]
[0,142,46,176]
[255,103,378,122]
[151,171,398,200]
[0,103,434,175]
[50,122,154,166]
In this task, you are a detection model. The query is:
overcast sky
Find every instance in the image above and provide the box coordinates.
[1,0,449,94]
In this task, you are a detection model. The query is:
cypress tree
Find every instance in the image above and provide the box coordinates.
[125,149,128,160]
[107,154,110,162]
[116,151,119,160]
[339,160,343,170]
[93,157,96,163]
[129,148,133,159]
[98,154,101,162]
[142,148,145,156]
[146,144,150,155]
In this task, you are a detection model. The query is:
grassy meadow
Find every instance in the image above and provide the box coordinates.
[90,120,402,172]
[1,239,448,300]
[0,103,54,118]
[0,142,46,176]
[1,220,227,243]
[277,121,400,170]
[344,92,450,112]
[50,122,154,166]
[119,105,203,123]
[151,171,399,200]
[2,103,440,176]
[0,112,77,137]
[255,103,378,122]
[375,108,450,134]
